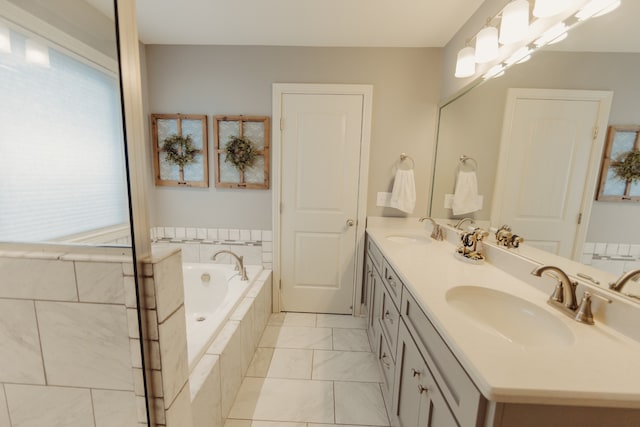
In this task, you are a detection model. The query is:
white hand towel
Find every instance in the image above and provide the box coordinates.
[452,171,482,215]
[390,169,416,214]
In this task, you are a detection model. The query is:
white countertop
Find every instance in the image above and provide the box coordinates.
[366,221,640,408]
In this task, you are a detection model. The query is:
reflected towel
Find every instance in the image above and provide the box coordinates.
[452,171,482,215]
[390,169,416,214]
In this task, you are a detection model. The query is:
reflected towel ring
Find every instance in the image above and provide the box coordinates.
[459,155,478,172]
[399,153,415,170]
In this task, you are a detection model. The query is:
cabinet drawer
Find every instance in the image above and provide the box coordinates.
[380,285,400,361]
[366,236,383,274]
[382,259,402,308]
[401,290,484,427]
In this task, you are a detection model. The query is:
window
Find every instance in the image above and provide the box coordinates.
[0,24,129,243]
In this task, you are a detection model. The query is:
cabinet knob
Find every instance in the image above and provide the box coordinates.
[381,352,391,369]
[418,384,429,394]
[388,277,396,288]
[411,368,421,377]
[384,310,394,324]
[346,219,355,227]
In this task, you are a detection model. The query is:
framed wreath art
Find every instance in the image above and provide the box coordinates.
[151,114,208,187]
[214,115,270,189]
[596,125,640,202]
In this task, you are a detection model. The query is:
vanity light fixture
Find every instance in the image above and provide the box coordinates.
[0,23,11,53]
[454,0,625,81]
[576,0,621,20]
[25,38,50,67]
[499,0,530,45]
[475,26,499,63]
[455,46,476,78]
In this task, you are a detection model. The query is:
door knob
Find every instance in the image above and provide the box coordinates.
[346,219,355,227]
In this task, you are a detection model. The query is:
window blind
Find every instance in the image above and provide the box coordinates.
[0,28,129,242]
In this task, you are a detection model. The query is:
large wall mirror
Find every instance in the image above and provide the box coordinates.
[0,0,131,246]
[431,1,640,297]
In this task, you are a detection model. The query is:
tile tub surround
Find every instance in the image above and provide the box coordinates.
[190,270,273,427]
[224,312,390,427]
[0,246,142,426]
[151,226,273,269]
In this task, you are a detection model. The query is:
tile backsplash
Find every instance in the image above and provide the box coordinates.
[581,242,640,276]
[151,227,273,270]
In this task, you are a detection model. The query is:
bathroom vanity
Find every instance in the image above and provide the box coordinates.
[363,218,640,427]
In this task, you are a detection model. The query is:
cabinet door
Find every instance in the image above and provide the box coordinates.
[396,322,458,427]
[368,266,383,351]
[363,256,373,318]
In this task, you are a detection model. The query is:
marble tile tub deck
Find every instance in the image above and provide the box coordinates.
[224,312,391,427]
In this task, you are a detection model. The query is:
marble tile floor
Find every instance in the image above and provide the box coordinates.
[225,312,390,427]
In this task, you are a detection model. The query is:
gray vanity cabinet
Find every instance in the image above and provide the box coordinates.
[364,233,484,427]
[396,321,458,427]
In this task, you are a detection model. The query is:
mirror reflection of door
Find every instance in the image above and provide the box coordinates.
[491,88,612,259]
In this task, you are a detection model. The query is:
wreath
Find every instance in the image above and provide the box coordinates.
[614,150,640,183]
[162,134,198,168]
[224,136,258,171]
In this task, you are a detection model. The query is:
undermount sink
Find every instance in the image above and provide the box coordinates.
[446,286,575,348]
[385,234,430,244]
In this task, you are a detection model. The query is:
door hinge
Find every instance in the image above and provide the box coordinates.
[577,212,583,225]
[593,127,598,140]
[279,279,282,290]
[280,118,284,131]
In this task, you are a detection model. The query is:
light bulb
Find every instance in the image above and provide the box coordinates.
[500,0,530,45]
[455,46,476,78]
[475,26,499,63]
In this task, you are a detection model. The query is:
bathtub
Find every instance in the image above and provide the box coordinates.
[182,262,264,369]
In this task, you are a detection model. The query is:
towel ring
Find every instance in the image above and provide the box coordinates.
[459,155,478,172]
[399,153,415,170]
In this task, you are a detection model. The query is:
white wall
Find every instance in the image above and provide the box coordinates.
[144,45,442,229]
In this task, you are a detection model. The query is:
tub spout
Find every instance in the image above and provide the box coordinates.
[212,250,248,281]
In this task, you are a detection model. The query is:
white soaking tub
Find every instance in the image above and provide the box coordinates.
[182,262,263,369]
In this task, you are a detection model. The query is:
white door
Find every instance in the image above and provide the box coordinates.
[492,89,611,258]
[279,92,366,314]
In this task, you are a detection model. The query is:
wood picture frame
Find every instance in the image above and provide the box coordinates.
[151,114,209,187]
[214,115,270,189]
[596,125,640,202]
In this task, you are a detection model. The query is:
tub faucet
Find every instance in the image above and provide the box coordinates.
[609,269,640,292]
[418,217,444,241]
[531,265,578,310]
[212,250,248,281]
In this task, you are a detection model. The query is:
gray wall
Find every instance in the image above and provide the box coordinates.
[432,50,640,243]
[144,45,442,229]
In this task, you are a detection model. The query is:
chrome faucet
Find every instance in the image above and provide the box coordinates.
[212,250,248,281]
[418,217,444,241]
[609,269,640,292]
[531,265,578,310]
[454,217,474,230]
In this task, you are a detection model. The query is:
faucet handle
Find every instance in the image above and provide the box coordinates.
[574,292,595,325]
